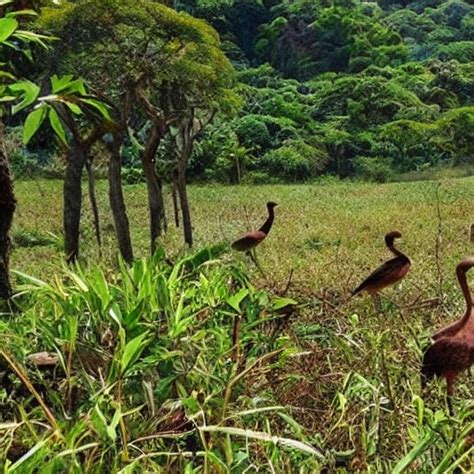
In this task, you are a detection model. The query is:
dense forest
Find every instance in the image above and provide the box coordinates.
[1,1,474,472]
[6,0,474,184]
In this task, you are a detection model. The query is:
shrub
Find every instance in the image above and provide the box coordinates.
[436,41,474,62]
[1,248,320,471]
[353,155,394,182]
[235,115,272,155]
[260,140,329,181]
[5,127,53,178]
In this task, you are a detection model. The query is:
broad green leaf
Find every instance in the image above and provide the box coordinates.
[51,74,75,94]
[80,98,112,120]
[13,30,50,48]
[48,106,67,145]
[271,297,298,311]
[69,272,89,292]
[121,332,149,373]
[65,101,82,115]
[91,406,109,440]
[227,288,249,312]
[60,78,87,95]
[6,9,37,18]
[0,70,15,80]
[0,95,16,102]
[10,80,40,114]
[22,106,47,145]
[392,431,437,474]
[106,407,121,443]
[0,17,18,43]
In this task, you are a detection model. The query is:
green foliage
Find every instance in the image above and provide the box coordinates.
[9,177,474,472]
[9,0,474,182]
[353,155,394,182]
[436,40,474,62]
[260,140,329,181]
[39,0,239,116]
[235,115,272,154]
[189,120,246,183]
[0,249,322,471]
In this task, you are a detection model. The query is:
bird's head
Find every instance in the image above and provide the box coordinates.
[456,257,474,273]
[385,230,402,240]
[385,230,402,246]
[266,201,278,209]
[456,256,474,279]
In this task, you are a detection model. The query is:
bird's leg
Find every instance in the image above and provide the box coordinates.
[446,372,456,416]
[372,294,382,314]
[247,249,266,279]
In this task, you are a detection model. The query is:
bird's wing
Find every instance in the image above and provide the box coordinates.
[231,231,267,251]
[352,256,410,295]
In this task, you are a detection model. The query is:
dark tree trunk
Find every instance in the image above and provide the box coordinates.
[0,122,15,300]
[177,164,192,247]
[172,175,180,228]
[141,124,166,255]
[85,158,102,257]
[107,136,134,264]
[63,141,87,263]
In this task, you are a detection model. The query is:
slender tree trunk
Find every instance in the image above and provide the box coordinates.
[0,122,15,299]
[64,141,87,263]
[172,173,180,228]
[141,124,166,255]
[85,158,102,257]
[107,136,134,264]
[177,162,192,247]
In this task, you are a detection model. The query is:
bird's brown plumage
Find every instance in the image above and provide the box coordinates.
[352,231,411,296]
[421,257,474,414]
[432,257,474,340]
[231,202,277,252]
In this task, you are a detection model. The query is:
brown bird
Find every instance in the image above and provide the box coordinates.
[352,231,411,297]
[421,257,474,415]
[232,202,278,252]
[232,202,277,274]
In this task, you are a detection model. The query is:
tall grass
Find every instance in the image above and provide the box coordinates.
[5,178,474,471]
[0,246,323,472]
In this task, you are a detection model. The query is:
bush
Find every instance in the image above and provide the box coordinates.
[353,155,394,182]
[235,115,272,155]
[260,140,329,181]
[436,41,474,62]
[0,249,318,471]
[5,127,54,178]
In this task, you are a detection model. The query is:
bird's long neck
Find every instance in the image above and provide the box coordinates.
[433,265,473,340]
[386,237,405,258]
[458,268,472,317]
[259,207,275,235]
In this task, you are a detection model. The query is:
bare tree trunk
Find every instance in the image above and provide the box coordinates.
[0,122,15,299]
[64,140,87,263]
[172,173,180,228]
[85,158,102,257]
[176,163,192,247]
[107,136,134,264]
[141,124,166,255]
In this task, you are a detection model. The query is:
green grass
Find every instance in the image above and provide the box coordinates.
[12,178,474,293]
[5,177,474,471]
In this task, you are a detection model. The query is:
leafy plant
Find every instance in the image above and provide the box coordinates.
[0,247,324,471]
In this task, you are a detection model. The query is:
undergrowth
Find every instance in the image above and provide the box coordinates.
[0,245,322,472]
[1,245,473,472]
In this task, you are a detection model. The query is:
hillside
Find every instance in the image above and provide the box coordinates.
[5,0,474,184]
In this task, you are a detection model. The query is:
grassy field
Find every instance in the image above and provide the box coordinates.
[6,177,474,471]
[13,177,474,295]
